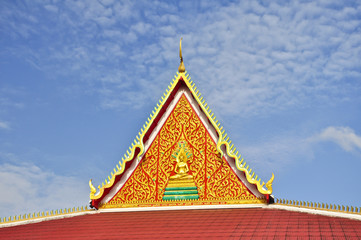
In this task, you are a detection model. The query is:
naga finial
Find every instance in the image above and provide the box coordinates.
[89,179,96,198]
[178,37,185,73]
[265,173,275,193]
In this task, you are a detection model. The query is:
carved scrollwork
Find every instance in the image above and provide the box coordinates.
[105,95,256,207]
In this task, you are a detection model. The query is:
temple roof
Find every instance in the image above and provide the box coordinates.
[2,40,360,238]
[1,206,361,239]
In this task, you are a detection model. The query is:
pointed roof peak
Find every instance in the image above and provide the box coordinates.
[89,69,275,209]
[178,38,185,73]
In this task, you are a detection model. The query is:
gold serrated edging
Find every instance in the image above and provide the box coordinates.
[90,71,274,200]
[275,198,361,215]
[0,206,90,225]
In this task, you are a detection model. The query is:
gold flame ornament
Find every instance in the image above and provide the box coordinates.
[89,179,96,198]
[178,38,185,73]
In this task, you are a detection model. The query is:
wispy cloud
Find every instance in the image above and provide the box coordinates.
[1,1,360,115]
[0,121,10,130]
[0,88,24,111]
[184,1,361,116]
[309,126,361,153]
[0,160,88,217]
[240,134,313,176]
[239,125,361,176]
[0,88,24,131]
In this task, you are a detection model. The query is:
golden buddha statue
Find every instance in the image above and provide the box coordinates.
[163,141,199,200]
[169,148,193,180]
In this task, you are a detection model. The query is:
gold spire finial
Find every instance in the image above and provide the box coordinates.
[178,38,185,73]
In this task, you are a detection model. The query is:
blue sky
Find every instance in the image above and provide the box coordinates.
[1,0,361,217]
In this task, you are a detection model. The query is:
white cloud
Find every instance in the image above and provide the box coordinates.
[0,121,10,130]
[240,126,361,175]
[131,22,152,35]
[0,161,89,218]
[44,5,58,13]
[99,0,115,7]
[183,1,361,116]
[240,134,313,176]
[310,126,361,152]
[1,1,360,115]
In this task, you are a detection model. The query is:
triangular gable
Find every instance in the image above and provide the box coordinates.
[89,72,274,209]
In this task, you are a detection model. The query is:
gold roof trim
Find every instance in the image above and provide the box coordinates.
[90,71,274,200]
[101,197,267,209]
[0,205,90,225]
[276,198,361,215]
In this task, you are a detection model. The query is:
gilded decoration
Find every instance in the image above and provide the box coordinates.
[163,141,199,201]
[103,94,257,208]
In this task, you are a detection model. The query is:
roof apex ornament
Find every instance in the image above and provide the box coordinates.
[178,37,185,73]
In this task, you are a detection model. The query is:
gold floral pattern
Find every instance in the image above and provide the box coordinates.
[105,94,256,206]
